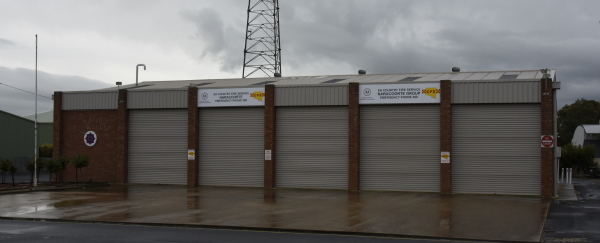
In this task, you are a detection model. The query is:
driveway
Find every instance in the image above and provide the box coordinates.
[543,178,600,242]
[0,185,549,242]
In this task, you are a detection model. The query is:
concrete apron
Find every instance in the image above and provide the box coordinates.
[0,185,549,242]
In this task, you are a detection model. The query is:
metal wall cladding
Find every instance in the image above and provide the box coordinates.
[451,81,540,104]
[275,86,348,106]
[360,105,440,192]
[452,104,541,195]
[128,109,188,185]
[198,107,264,187]
[62,92,118,110]
[276,106,349,189]
[128,90,188,109]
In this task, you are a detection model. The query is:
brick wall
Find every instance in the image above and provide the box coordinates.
[116,89,128,183]
[541,77,555,197]
[188,87,199,186]
[52,92,63,159]
[348,83,360,191]
[59,110,121,183]
[440,80,452,193]
[264,85,276,188]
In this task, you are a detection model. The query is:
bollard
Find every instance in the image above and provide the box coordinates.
[561,168,565,184]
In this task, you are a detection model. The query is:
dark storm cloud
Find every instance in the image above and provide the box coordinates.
[0,66,110,116]
[182,8,244,73]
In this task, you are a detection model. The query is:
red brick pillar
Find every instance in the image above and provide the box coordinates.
[440,80,452,193]
[53,92,63,160]
[116,89,129,183]
[188,87,199,186]
[541,77,555,197]
[348,82,360,191]
[264,85,276,188]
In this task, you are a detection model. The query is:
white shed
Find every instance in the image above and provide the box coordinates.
[572,124,600,162]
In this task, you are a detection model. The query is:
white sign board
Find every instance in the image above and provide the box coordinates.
[441,152,450,163]
[188,149,195,160]
[265,150,272,161]
[359,83,441,104]
[198,88,265,107]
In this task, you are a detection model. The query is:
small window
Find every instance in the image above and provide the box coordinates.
[322,79,346,84]
[253,81,277,86]
[499,74,519,80]
[398,77,420,82]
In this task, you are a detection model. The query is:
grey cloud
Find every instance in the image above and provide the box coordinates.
[175,0,597,108]
[0,38,15,47]
[182,8,244,73]
[0,66,109,116]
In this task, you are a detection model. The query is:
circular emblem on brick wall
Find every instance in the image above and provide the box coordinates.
[84,131,97,147]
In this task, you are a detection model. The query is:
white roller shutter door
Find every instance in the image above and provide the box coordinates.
[452,104,541,195]
[199,107,264,187]
[128,109,188,185]
[276,106,348,189]
[360,105,440,192]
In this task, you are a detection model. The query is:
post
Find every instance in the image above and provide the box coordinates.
[34,34,38,187]
[136,64,146,86]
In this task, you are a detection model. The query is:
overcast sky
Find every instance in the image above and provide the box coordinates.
[1,0,599,116]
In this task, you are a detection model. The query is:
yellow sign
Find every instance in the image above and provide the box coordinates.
[441,152,450,163]
[187,149,195,160]
[250,91,265,101]
[422,87,441,99]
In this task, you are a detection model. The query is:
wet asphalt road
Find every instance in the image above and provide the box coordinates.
[543,178,600,242]
[0,219,489,243]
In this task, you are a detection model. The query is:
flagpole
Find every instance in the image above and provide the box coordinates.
[34,34,38,187]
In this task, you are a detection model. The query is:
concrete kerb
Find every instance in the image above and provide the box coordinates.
[0,216,513,243]
[0,182,109,195]
[555,184,578,201]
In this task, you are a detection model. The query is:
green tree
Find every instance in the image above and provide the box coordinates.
[9,163,17,187]
[46,157,69,183]
[71,155,90,183]
[27,157,46,185]
[39,144,53,158]
[557,99,600,146]
[0,159,12,184]
[560,143,596,174]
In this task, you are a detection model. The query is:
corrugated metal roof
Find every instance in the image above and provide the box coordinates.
[583,125,600,134]
[90,69,556,92]
[23,110,53,123]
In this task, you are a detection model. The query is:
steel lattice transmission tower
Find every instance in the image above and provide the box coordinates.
[242,0,281,78]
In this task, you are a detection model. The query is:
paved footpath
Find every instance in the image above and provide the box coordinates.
[543,178,600,242]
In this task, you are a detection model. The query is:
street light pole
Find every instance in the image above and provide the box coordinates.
[34,34,38,187]
[136,64,146,86]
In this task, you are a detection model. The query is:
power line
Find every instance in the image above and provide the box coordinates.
[0,82,53,100]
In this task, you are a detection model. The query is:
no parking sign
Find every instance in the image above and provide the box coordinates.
[541,135,554,148]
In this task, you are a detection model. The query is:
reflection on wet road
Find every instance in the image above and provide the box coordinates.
[0,185,549,242]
